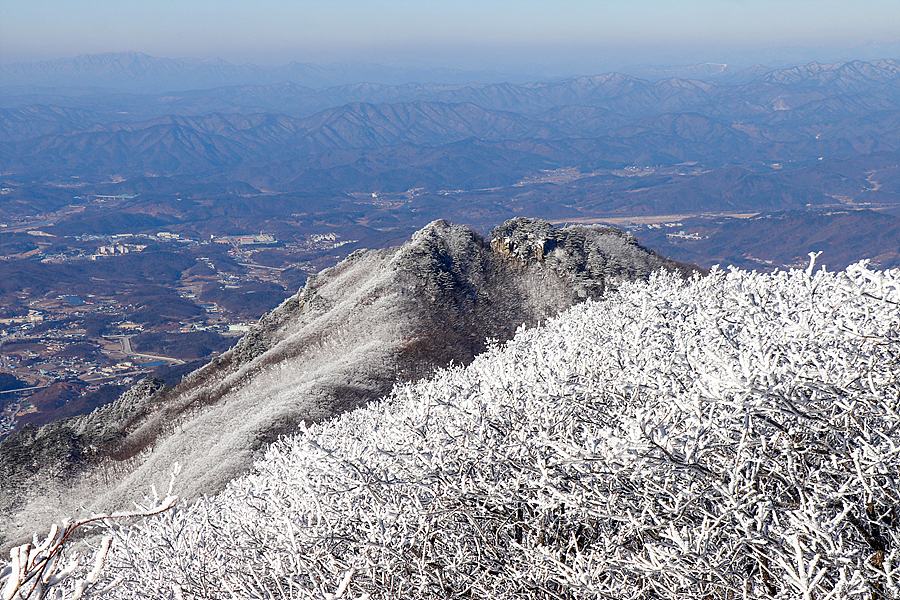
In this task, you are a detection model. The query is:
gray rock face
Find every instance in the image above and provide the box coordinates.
[0,218,698,548]
[490,217,685,300]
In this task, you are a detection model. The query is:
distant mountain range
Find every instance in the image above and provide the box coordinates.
[0,51,530,92]
[0,52,797,95]
[3,56,900,277]
[3,57,900,201]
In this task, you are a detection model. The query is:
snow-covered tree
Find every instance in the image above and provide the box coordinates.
[8,257,900,599]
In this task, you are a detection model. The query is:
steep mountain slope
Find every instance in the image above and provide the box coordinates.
[11,258,900,599]
[0,218,696,548]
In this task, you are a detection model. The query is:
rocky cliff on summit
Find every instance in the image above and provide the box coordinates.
[0,217,697,548]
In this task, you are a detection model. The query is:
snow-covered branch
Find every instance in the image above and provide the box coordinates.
[1,473,178,600]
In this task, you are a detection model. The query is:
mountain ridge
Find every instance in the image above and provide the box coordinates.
[4,58,900,197]
[0,217,698,549]
[6,255,900,598]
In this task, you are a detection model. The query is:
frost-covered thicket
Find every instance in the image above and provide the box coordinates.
[0,487,177,600]
[12,259,900,599]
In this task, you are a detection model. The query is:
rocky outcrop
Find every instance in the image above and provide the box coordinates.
[0,218,700,548]
[491,217,697,300]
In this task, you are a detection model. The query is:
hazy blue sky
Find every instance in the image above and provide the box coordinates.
[2,0,899,72]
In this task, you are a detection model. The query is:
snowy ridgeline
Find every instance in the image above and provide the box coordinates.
[6,259,900,599]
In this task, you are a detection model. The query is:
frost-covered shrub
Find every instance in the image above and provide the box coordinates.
[26,258,900,599]
[0,491,176,600]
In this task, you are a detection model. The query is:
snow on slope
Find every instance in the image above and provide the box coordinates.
[2,217,691,552]
[9,259,900,599]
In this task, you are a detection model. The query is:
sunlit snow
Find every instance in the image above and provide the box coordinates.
[6,259,900,599]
